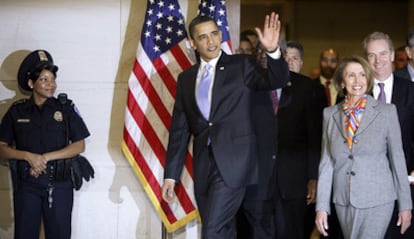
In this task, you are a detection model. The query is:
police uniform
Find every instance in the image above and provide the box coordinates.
[0,50,90,239]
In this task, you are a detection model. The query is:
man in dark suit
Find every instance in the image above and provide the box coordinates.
[312,48,343,239]
[161,13,289,239]
[314,48,339,107]
[362,31,414,239]
[394,29,414,82]
[236,40,325,239]
[275,41,325,239]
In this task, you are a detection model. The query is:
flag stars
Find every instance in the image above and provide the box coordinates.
[177,29,184,37]
[219,8,225,16]
[165,37,172,45]
[156,23,162,30]
[147,9,153,16]
[153,45,160,52]
[144,30,151,38]
[168,3,175,11]
[166,26,173,33]
[155,34,161,41]
[167,15,174,22]
[157,1,165,7]
[157,11,163,19]
[208,4,216,12]
[146,20,152,27]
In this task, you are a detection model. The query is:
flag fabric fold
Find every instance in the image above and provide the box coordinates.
[122,0,197,233]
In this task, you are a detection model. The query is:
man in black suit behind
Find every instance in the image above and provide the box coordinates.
[394,29,414,82]
[275,41,325,239]
[161,12,289,239]
[362,31,414,239]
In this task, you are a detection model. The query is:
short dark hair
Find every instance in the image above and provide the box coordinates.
[29,63,58,82]
[240,29,258,38]
[286,41,304,59]
[188,15,218,40]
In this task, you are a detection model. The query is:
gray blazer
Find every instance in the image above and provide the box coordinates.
[316,95,412,214]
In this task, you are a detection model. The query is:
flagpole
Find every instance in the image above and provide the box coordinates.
[161,223,170,239]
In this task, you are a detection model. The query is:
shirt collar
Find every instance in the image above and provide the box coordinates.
[200,51,222,70]
[407,63,414,80]
[374,74,393,86]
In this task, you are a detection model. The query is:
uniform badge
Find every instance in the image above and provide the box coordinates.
[54,111,63,122]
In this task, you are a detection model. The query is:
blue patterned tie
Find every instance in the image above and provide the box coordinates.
[377,83,386,103]
[197,64,212,119]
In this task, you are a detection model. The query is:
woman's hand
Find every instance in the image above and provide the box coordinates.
[315,211,329,237]
[25,152,47,177]
[398,210,412,234]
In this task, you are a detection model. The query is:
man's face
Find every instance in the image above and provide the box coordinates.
[284,47,303,73]
[237,40,254,55]
[366,39,394,81]
[394,50,408,70]
[319,50,338,79]
[189,21,222,62]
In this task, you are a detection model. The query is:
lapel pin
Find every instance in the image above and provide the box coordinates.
[220,66,224,70]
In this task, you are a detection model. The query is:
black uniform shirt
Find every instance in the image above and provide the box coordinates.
[0,96,90,154]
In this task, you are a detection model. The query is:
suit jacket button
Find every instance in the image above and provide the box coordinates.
[209,122,213,126]
[272,155,276,160]
[348,154,353,160]
[350,171,356,176]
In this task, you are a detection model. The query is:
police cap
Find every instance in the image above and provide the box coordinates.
[17,49,58,91]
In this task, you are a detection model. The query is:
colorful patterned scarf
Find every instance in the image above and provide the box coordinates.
[343,95,367,149]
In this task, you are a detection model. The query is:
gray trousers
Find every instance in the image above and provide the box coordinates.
[335,202,394,239]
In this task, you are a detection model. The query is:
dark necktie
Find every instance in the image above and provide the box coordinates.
[270,90,279,115]
[325,80,331,106]
[197,64,212,119]
[377,82,386,103]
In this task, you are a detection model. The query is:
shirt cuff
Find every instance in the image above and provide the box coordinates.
[266,47,281,59]
[165,178,176,183]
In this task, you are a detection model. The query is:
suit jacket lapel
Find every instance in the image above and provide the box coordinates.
[391,77,404,106]
[333,104,347,140]
[355,96,379,136]
[188,63,201,115]
[210,53,229,119]
[279,80,292,109]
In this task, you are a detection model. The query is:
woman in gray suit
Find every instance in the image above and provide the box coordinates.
[315,56,412,238]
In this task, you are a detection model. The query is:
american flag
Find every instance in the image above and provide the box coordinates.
[198,0,233,54]
[121,0,198,233]
[122,0,233,233]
